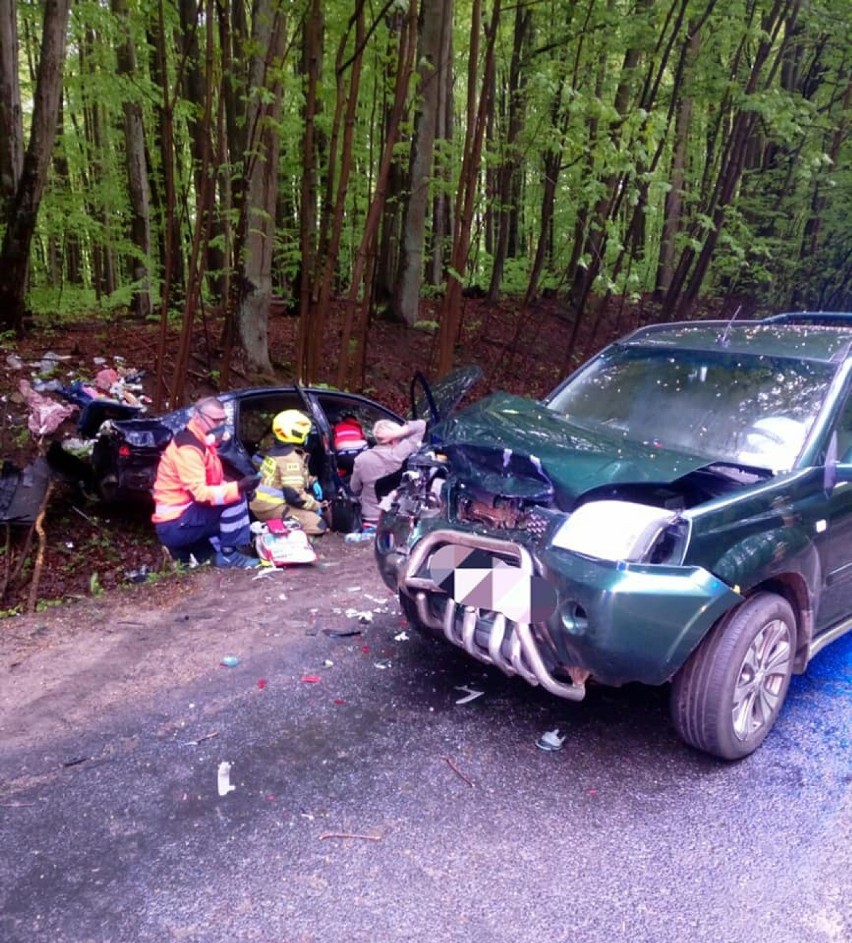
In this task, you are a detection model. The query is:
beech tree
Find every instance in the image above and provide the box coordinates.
[0,0,71,335]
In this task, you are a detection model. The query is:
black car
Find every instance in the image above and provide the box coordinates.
[88,368,482,519]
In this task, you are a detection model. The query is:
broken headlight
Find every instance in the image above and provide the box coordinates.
[550,500,689,565]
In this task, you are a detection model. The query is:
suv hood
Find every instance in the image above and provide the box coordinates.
[434,391,718,508]
[411,366,483,426]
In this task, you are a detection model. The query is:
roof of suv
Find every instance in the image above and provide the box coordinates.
[622,319,852,363]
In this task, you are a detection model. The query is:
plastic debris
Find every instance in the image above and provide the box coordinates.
[221,655,240,668]
[393,630,409,642]
[217,761,236,796]
[373,659,392,670]
[257,679,267,689]
[19,378,77,435]
[454,685,484,705]
[301,674,321,683]
[536,729,566,752]
[345,608,373,623]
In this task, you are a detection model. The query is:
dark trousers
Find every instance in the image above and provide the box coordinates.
[155,499,251,563]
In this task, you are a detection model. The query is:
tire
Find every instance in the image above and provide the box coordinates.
[671,592,796,760]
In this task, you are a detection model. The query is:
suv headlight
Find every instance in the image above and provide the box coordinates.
[551,500,687,564]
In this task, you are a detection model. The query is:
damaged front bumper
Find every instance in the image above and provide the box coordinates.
[379,526,742,694]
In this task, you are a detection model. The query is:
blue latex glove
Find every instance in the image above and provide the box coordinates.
[311,481,324,501]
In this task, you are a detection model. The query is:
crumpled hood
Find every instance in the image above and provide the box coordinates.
[433,392,713,508]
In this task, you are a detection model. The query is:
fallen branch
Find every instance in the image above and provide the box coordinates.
[71,505,101,528]
[26,480,55,614]
[442,755,474,787]
[0,523,10,602]
[319,831,383,842]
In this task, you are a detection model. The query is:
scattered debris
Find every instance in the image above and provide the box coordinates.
[19,379,77,435]
[393,630,409,642]
[322,627,362,638]
[257,679,267,689]
[183,731,220,746]
[454,685,484,705]
[301,674,321,683]
[373,659,392,670]
[62,756,89,768]
[250,567,281,581]
[319,831,383,842]
[217,761,236,796]
[442,755,474,787]
[536,729,566,752]
[344,608,373,623]
[220,655,240,668]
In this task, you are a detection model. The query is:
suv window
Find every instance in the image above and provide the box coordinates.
[547,346,835,470]
[836,386,852,463]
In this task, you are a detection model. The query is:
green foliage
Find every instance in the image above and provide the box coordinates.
[4,0,851,343]
[413,320,439,333]
[35,598,64,612]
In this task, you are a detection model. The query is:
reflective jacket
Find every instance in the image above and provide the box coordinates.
[151,417,241,523]
[250,445,319,515]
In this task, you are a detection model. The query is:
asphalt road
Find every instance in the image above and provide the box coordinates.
[1,542,850,943]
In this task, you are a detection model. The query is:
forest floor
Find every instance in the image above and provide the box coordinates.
[0,292,742,617]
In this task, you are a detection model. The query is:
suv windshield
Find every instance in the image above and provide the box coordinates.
[546,346,835,470]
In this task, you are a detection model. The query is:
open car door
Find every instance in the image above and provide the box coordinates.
[410,365,483,428]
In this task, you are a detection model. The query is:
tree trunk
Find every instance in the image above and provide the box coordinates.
[487,0,529,302]
[393,0,452,327]
[427,3,454,288]
[435,0,500,376]
[335,0,419,390]
[112,0,153,320]
[294,0,323,380]
[236,0,288,374]
[0,0,70,335]
[0,0,24,215]
[662,0,795,320]
[301,3,366,384]
[374,9,408,306]
[655,26,699,299]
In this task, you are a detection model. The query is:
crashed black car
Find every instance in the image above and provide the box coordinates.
[375,314,852,759]
[86,369,481,517]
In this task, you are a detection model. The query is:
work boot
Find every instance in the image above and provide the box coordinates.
[214,547,261,569]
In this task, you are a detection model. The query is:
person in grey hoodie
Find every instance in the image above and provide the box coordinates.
[350,418,426,525]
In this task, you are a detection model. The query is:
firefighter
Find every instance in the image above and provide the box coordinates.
[152,396,261,567]
[250,409,328,535]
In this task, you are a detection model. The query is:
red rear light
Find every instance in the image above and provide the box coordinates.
[119,445,131,458]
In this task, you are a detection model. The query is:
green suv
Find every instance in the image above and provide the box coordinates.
[374,314,852,759]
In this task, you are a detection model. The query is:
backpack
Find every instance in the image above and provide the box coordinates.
[251,518,317,566]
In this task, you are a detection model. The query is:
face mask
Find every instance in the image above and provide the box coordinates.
[208,424,228,444]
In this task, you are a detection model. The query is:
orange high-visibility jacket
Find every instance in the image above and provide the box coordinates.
[151,418,241,523]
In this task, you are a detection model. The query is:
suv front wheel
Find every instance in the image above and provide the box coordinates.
[671,592,796,760]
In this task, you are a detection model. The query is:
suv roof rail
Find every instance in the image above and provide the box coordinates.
[763,311,852,327]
